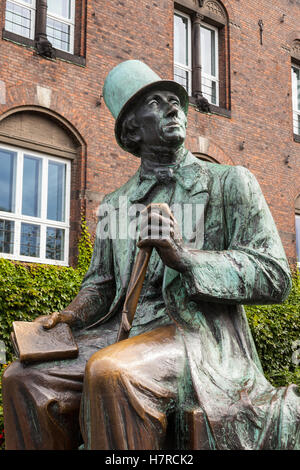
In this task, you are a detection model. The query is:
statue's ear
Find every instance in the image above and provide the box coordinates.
[120,112,142,152]
[129,127,142,145]
[125,114,142,145]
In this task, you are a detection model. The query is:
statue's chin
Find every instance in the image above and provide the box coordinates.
[161,135,185,149]
[140,131,186,157]
[159,127,185,143]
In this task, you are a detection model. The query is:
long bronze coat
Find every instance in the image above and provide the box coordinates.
[77,151,299,449]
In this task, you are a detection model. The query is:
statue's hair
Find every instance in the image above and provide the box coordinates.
[119,110,141,155]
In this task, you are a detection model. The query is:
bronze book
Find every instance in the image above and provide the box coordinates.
[11,321,79,363]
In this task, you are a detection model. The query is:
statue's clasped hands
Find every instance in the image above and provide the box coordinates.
[137,203,188,273]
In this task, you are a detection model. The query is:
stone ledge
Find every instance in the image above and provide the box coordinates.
[2,29,86,67]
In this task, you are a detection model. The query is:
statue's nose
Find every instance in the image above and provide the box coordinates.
[165,102,178,118]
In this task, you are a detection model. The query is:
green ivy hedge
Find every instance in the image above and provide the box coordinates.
[0,218,93,449]
[245,275,300,388]
[0,219,299,449]
[0,218,93,363]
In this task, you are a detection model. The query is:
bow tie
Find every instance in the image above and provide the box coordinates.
[129,159,207,203]
[128,170,172,203]
[146,166,176,184]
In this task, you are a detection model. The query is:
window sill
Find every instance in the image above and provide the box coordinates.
[2,29,86,67]
[189,97,231,118]
[0,252,69,266]
[293,133,300,143]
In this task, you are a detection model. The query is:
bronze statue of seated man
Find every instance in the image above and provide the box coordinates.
[3,60,300,450]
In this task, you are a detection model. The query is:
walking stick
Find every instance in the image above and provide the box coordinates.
[116,246,153,342]
[116,202,173,342]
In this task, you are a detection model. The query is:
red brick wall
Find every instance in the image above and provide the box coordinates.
[0,0,299,265]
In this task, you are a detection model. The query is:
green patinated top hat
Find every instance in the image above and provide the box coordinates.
[102,60,189,153]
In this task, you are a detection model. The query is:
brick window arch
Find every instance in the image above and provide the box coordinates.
[0,108,84,266]
[194,152,219,163]
[174,0,230,113]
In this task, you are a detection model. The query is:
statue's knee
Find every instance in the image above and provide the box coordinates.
[2,361,25,387]
[85,351,125,383]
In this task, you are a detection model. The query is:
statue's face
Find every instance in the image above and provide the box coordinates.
[134,89,187,150]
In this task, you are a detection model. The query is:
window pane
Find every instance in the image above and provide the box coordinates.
[292,66,300,135]
[0,149,16,213]
[292,66,300,111]
[46,227,65,260]
[47,161,66,222]
[0,219,14,254]
[46,17,71,52]
[201,26,216,77]
[174,14,189,66]
[296,216,300,262]
[174,66,189,93]
[20,223,40,257]
[202,76,217,105]
[47,0,71,19]
[22,155,42,217]
[5,1,32,38]
[294,113,300,135]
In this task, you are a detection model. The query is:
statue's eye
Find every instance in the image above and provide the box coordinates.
[147,99,158,107]
[170,99,180,106]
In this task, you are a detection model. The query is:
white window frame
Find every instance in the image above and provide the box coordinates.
[174,10,192,96]
[5,0,75,53]
[200,21,219,106]
[173,11,219,105]
[46,0,75,54]
[5,0,36,40]
[0,144,71,266]
[296,214,300,267]
[292,64,300,135]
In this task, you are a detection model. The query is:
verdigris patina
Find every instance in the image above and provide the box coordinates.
[3,60,299,450]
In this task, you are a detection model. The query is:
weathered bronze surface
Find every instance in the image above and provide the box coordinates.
[3,60,300,450]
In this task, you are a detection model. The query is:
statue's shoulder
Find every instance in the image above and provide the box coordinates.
[189,153,255,182]
[221,164,258,188]
[188,154,259,196]
[218,164,262,205]
[188,152,232,177]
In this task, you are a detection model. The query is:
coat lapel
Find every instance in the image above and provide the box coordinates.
[129,177,157,204]
[163,153,210,290]
[113,170,143,291]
